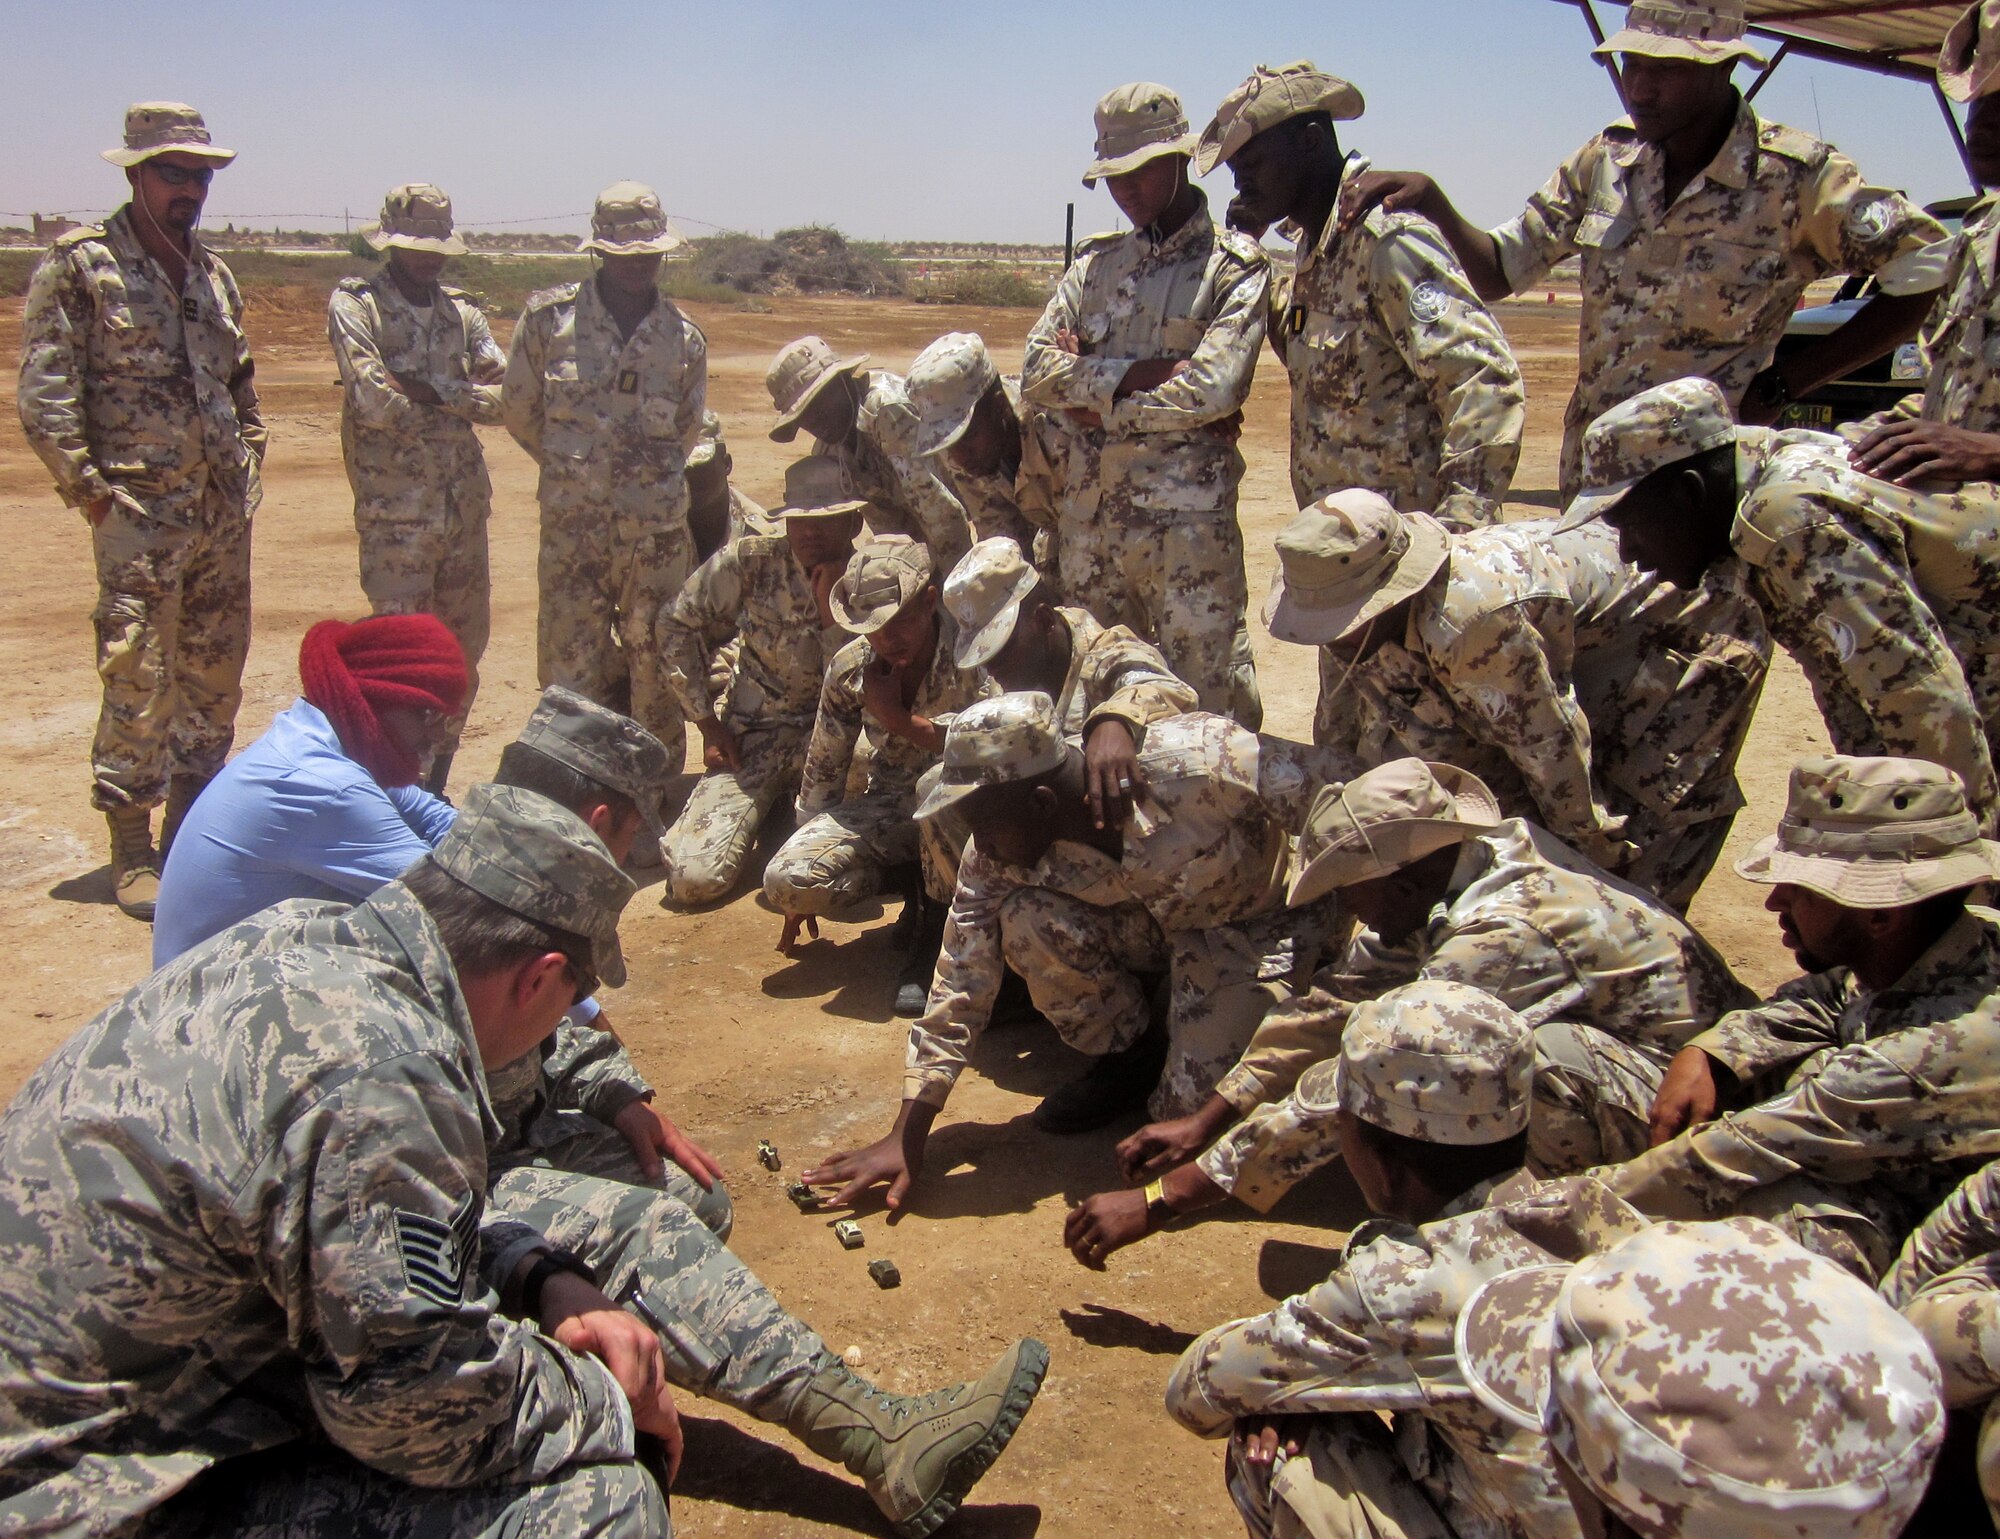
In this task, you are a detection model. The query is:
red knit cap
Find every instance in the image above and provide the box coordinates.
[298,615,469,787]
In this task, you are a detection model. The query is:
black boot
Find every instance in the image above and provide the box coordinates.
[1032,1019,1170,1135]
[894,897,947,1018]
[424,751,456,800]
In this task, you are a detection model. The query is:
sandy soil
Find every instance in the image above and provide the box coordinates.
[0,282,1828,1537]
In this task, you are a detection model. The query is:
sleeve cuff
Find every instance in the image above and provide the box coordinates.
[1214,1068,1267,1116]
[1875,237,1953,297]
[902,1071,957,1109]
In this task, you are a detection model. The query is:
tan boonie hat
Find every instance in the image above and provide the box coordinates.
[1557,377,1738,533]
[1942,1,2000,101]
[830,534,933,634]
[945,538,1042,670]
[1593,0,1769,67]
[103,102,235,168]
[578,181,684,256]
[513,685,672,837]
[1195,61,1366,176]
[431,782,637,989]
[905,332,1000,458]
[1290,758,1502,906]
[777,457,870,522]
[1082,82,1197,187]
[1734,753,2000,906]
[1264,489,1451,647]
[1310,979,1533,1145]
[362,183,467,257]
[1457,1219,1942,1539]
[768,335,871,443]
[914,691,1070,821]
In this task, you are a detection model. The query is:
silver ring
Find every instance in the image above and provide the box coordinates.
[1117,777,1133,792]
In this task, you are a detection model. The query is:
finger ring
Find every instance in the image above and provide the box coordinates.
[1117,778,1133,792]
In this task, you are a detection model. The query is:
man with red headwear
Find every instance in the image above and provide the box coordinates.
[151,612,465,966]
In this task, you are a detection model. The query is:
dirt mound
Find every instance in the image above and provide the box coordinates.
[692,226,903,298]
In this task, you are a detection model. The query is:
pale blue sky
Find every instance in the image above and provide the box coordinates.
[2,1,1973,244]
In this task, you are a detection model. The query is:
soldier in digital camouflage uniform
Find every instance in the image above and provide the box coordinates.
[766,334,973,571]
[1271,487,1769,911]
[657,459,861,908]
[1197,61,1524,527]
[1068,757,1751,1262]
[1343,0,1945,498]
[1022,82,1270,724]
[804,694,1341,1210]
[1620,754,2000,1284]
[1160,980,1655,1539]
[328,184,507,790]
[1562,375,2000,823]
[504,182,704,766]
[17,102,266,920]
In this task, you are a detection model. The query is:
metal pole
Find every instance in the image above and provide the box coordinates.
[1744,38,1793,102]
[1576,0,1626,107]
[1933,80,1981,191]
[1064,202,1075,269]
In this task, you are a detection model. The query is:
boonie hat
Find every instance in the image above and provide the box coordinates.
[1557,377,1739,532]
[103,102,235,168]
[362,183,467,257]
[778,457,870,521]
[905,333,1000,457]
[514,685,672,836]
[1311,979,1533,1145]
[578,181,684,257]
[945,538,1042,669]
[1195,61,1366,175]
[768,335,872,443]
[1264,490,1451,647]
[914,692,1070,821]
[1942,1,2000,101]
[1457,1218,1943,1539]
[1593,0,1769,68]
[432,782,637,988]
[1289,758,1502,905]
[1082,82,1197,188]
[830,534,933,635]
[1734,753,2000,906]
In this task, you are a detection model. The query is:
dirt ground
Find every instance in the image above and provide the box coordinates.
[0,281,1828,1537]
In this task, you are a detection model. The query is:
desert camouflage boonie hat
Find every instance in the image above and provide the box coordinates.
[830,534,934,635]
[1289,758,1502,905]
[431,783,637,988]
[914,692,1070,821]
[777,457,870,522]
[1264,490,1452,647]
[1083,82,1197,187]
[1557,377,1739,532]
[945,537,1042,670]
[578,181,684,256]
[1735,753,2000,906]
[1195,61,1366,175]
[514,685,672,837]
[1309,979,1533,1145]
[905,332,1000,458]
[103,102,235,168]
[362,183,467,257]
[1457,1218,1943,1539]
[1594,0,1769,67]
[768,335,872,443]
[1942,1,2000,101]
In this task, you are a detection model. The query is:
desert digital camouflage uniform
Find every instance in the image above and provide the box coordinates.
[1021,185,1270,721]
[1276,153,1523,525]
[908,712,1342,1118]
[1857,201,2000,442]
[1200,817,1752,1210]
[1491,95,1944,495]
[328,269,506,739]
[18,204,265,810]
[829,369,974,569]
[927,374,1058,555]
[503,274,706,764]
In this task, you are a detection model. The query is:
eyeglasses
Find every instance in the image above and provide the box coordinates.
[148,163,215,188]
[564,954,601,1006]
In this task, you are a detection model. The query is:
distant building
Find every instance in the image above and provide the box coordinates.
[32,214,78,242]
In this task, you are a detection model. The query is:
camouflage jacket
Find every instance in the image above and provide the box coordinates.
[1873,198,2000,438]
[1039,605,1198,739]
[1166,1171,1650,1539]
[904,714,1343,1106]
[1201,819,1752,1211]
[485,1014,654,1164]
[328,268,505,476]
[0,886,632,1535]
[1878,1157,2000,1406]
[1021,186,1269,526]
[1490,98,1945,493]
[1275,153,1524,524]
[826,369,973,570]
[928,375,1066,552]
[18,205,266,523]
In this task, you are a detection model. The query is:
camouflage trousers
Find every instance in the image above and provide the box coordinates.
[763,796,919,917]
[89,483,251,810]
[490,1102,736,1242]
[661,722,812,907]
[1222,1414,1465,1539]
[537,503,692,770]
[1058,514,1261,727]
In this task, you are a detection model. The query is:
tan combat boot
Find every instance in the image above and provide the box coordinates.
[784,1339,1048,1538]
[105,805,161,922]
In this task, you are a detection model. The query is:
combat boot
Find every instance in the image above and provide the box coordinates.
[104,805,161,922]
[1032,1018,1169,1134]
[158,771,212,860]
[893,896,947,1018]
[784,1339,1049,1538]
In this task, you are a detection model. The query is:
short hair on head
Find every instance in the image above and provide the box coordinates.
[494,741,641,826]
[402,856,593,981]
[1351,1115,1527,1191]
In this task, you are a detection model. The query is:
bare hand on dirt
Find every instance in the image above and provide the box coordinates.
[613,1098,724,1189]
[1851,419,2000,488]
[1083,718,1143,829]
[776,914,820,955]
[804,1132,922,1211]
[1064,1189,1152,1269]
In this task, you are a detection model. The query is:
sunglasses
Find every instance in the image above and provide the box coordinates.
[564,953,601,1006]
[148,163,215,188]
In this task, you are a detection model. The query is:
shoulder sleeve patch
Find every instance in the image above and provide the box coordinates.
[394,1189,478,1307]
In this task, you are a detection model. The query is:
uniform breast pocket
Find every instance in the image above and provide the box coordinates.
[1675,236,1789,342]
[98,306,180,378]
[542,372,592,424]
[637,395,685,441]
[1574,208,1636,253]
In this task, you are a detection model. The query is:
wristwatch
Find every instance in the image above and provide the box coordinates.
[521,1248,599,1315]
[1143,1179,1178,1232]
